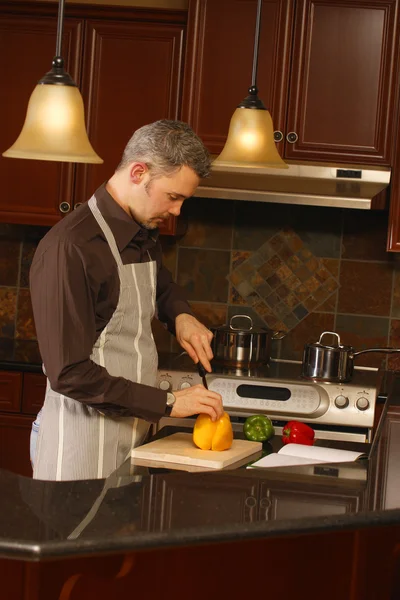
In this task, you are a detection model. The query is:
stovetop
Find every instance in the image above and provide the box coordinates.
[156,353,380,442]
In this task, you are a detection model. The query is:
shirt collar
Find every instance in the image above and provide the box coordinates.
[93,183,158,251]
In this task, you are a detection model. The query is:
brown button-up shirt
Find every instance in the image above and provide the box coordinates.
[30,184,192,422]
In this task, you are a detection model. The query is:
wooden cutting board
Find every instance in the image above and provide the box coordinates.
[131,433,263,469]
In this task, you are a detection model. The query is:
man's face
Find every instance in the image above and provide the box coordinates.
[129,165,200,229]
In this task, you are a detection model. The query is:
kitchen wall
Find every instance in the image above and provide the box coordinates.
[2,199,400,369]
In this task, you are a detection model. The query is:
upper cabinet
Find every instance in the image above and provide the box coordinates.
[0,11,82,225]
[0,3,186,235]
[182,0,400,166]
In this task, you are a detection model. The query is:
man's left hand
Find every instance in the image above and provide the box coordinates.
[175,313,214,372]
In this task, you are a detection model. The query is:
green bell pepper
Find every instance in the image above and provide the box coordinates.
[243,415,275,442]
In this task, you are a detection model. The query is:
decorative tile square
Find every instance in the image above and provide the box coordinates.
[16,289,36,340]
[14,340,41,364]
[0,288,17,338]
[227,227,340,333]
[0,239,20,286]
[20,241,38,288]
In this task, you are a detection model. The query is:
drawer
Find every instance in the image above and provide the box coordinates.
[0,371,22,412]
[22,372,46,415]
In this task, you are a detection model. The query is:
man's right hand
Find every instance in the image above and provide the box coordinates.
[170,385,223,422]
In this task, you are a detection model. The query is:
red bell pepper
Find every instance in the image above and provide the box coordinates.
[282,421,315,446]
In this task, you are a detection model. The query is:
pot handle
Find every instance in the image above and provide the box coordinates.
[353,347,400,357]
[229,314,253,331]
[272,330,286,340]
[318,331,341,347]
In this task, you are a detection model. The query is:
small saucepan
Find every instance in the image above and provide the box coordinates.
[210,314,285,368]
[302,331,400,383]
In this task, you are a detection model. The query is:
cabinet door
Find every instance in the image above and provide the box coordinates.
[0,14,83,225]
[264,482,362,519]
[0,371,22,413]
[285,0,400,165]
[74,18,185,235]
[0,414,33,476]
[182,0,294,156]
[151,473,258,530]
[22,372,46,415]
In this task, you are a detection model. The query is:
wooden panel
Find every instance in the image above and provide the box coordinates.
[0,14,83,225]
[152,473,259,530]
[182,0,294,155]
[285,0,400,164]
[74,17,185,203]
[0,371,22,413]
[0,414,33,476]
[22,372,46,415]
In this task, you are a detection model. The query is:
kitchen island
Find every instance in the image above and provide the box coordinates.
[1,370,400,600]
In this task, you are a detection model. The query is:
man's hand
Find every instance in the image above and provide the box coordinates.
[170,385,223,422]
[175,313,214,372]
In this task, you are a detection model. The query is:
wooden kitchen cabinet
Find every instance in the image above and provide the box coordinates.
[182,0,294,155]
[0,11,80,225]
[151,473,259,530]
[182,0,400,166]
[0,414,33,477]
[0,371,22,413]
[0,369,46,476]
[0,2,186,236]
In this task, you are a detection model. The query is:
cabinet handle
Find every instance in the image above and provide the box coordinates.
[74,202,83,210]
[259,497,271,509]
[59,202,71,214]
[274,130,283,142]
[286,132,298,143]
[245,496,257,508]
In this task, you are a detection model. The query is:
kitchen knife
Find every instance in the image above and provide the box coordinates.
[198,363,209,389]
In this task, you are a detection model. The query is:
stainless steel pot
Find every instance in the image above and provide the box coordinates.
[302,331,400,383]
[211,314,285,368]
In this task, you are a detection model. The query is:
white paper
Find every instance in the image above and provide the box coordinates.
[247,443,365,469]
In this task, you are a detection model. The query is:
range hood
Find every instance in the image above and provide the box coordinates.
[194,161,391,210]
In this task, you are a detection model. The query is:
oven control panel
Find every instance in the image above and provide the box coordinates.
[208,376,328,417]
[155,363,378,430]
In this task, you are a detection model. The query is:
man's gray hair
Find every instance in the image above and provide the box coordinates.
[117,120,211,179]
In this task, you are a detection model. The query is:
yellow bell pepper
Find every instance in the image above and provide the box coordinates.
[193,412,233,451]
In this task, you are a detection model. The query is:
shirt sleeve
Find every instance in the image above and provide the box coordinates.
[30,239,167,422]
[155,246,194,333]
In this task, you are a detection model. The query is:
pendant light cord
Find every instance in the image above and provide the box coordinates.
[55,0,65,58]
[251,0,262,89]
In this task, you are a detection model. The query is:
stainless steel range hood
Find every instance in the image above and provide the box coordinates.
[193,161,391,210]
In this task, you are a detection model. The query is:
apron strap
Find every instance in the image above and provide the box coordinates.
[88,195,123,268]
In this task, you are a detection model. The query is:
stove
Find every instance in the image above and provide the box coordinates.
[156,353,380,443]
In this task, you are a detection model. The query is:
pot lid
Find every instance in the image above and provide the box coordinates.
[308,331,353,351]
[212,314,270,334]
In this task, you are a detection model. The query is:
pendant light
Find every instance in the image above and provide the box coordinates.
[213,0,288,169]
[2,0,103,164]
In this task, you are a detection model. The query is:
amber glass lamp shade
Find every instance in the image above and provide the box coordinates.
[213,106,288,169]
[2,83,103,164]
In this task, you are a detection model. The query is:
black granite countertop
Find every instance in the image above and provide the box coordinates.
[1,370,399,562]
[0,361,42,373]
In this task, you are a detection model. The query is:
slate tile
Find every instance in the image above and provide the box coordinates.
[338,261,392,316]
[177,248,230,302]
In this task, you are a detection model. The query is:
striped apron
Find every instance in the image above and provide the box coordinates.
[33,195,158,481]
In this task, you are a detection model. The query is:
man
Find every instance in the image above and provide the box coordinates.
[30,120,223,481]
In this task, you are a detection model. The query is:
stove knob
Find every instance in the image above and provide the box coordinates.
[356,397,370,411]
[334,395,349,409]
[180,381,191,389]
[159,379,171,391]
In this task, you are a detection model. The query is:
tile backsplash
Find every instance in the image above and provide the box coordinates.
[2,198,400,370]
